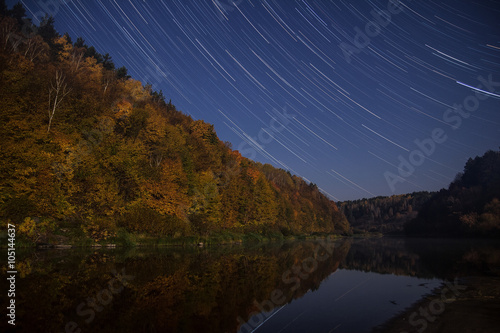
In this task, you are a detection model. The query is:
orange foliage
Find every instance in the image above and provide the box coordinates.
[0,6,350,238]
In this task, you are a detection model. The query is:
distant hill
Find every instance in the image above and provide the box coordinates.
[339,191,433,234]
[405,149,500,237]
[0,3,349,243]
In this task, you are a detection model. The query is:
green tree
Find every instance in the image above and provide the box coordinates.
[116,66,130,79]
[38,15,62,60]
[8,1,26,26]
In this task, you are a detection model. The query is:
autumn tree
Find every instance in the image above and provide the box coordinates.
[0,0,352,241]
[47,70,70,132]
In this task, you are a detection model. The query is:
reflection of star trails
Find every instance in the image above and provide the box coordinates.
[328,323,342,332]
[251,305,286,333]
[276,309,306,333]
[335,277,371,301]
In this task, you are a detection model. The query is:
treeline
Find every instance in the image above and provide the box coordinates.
[0,1,130,78]
[339,192,433,234]
[0,2,349,242]
[405,149,500,237]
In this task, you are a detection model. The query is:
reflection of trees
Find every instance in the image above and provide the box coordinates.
[7,238,499,333]
[3,249,123,333]
[6,241,350,333]
[341,238,500,280]
[403,238,500,280]
[340,238,429,278]
[124,240,351,333]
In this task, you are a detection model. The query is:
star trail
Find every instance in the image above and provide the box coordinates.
[16,0,500,200]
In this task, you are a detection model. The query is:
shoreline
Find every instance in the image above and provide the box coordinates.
[373,275,500,333]
[0,230,361,249]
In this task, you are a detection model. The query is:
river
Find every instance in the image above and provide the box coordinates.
[3,237,500,332]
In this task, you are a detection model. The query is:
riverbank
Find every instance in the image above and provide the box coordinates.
[0,227,353,249]
[374,275,500,333]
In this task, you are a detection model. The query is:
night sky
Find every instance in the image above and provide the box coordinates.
[15,0,500,201]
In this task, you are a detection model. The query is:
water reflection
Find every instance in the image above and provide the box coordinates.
[3,237,500,333]
[247,271,442,333]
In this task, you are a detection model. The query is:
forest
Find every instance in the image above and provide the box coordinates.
[0,3,349,245]
[339,191,433,234]
[1,2,499,246]
[340,149,500,237]
[405,149,500,237]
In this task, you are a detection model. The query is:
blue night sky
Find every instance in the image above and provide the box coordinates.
[15,0,500,201]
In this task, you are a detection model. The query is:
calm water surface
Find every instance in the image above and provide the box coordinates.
[4,237,500,333]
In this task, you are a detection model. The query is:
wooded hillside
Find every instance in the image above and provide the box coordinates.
[405,150,500,236]
[339,192,433,234]
[0,4,349,242]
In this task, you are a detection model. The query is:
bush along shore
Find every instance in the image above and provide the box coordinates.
[0,222,351,249]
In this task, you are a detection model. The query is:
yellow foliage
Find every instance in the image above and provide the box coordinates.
[0,14,351,238]
[123,79,150,102]
[82,218,116,242]
[55,36,72,60]
[18,217,36,239]
[114,99,133,117]
[16,259,32,278]
[247,167,261,183]
[81,56,103,85]
[18,217,56,243]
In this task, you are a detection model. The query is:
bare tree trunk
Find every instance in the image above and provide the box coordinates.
[48,70,71,133]
[23,36,44,62]
[103,78,109,94]
[149,152,163,168]
[71,50,83,72]
[0,17,16,51]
